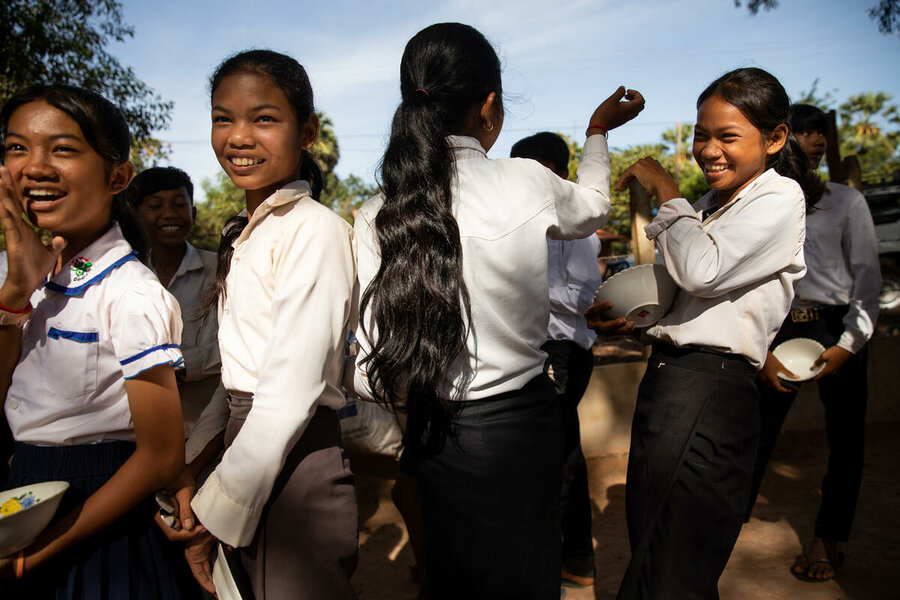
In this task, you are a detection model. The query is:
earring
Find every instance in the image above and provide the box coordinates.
[483,121,495,133]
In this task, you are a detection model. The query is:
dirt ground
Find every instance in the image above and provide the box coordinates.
[350,420,900,599]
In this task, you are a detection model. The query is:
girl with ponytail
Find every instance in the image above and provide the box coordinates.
[351,22,644,598]
[176,50,359,599]
[598,67,824,599]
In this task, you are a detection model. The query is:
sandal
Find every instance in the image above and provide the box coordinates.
[791,550,845,582]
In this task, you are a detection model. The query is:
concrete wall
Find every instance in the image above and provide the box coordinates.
[578,336,900,458]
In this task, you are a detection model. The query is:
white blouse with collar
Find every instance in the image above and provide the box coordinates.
[644,169,807,368]
[353,134,612,402]
[3,223,183,445]
[190,180,358,547]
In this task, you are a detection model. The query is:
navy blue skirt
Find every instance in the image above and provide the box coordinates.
[6,441,185,599]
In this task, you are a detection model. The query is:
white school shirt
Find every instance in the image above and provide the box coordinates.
[2,223,183,445]
[151,243,222,434]
[190,180,358,548]
[547,235,603,350]
[354,134,611,401]
[793,182,881,354]
[644,169,807,369]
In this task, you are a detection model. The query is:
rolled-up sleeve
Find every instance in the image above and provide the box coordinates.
[838,192,882,353]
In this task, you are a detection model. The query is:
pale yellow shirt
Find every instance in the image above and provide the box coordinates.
[191,181,358,547]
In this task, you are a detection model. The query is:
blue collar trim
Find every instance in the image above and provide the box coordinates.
[45,252,138,296]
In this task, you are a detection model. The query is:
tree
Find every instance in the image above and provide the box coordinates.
[794,79,837,111]
[837,92,900,179]
[0,0,172,140]
[736,0,900,36]
[189,173,244,251]
[322,174,379,223]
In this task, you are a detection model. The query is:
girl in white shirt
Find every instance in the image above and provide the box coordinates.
[352,22,644,599]
[178,50,358,600]
[603,67,824,599]
[0,85,186,596]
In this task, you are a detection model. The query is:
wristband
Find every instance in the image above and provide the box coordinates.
[15,550,24,578]
[0,301,32,327]
[586,124,608,137]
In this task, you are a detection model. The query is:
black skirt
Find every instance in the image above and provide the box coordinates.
[617,343,760,600]
[414,374,563,600]
[6,441,185,599]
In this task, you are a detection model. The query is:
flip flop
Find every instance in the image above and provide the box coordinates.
[791,550,845,582]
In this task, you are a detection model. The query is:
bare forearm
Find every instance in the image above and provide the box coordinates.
[0,326,23,402]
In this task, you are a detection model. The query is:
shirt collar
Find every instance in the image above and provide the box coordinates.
[233,180,312,248]
[44,222,137,296]
[446,135,488,160]
[693,168,780,219]
[149,242,204,280]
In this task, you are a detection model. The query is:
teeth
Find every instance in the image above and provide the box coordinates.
[160,225,181,232]
[230,157,263,167]
[704,164,728,173]
[27,189,63,198]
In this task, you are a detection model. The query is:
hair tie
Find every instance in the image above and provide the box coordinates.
[414,88,430,99]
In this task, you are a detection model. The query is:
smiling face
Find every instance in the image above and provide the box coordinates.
[693,94,786,206]
[135,186,194,249]
[210,72,318,210]
[2,100,130,248]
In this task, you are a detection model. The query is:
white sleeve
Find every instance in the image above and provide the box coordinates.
[191,213,356,547]
[109,281,183,379]
[838,191,882,353]
[644,183,806,298]
[352,201,379,403]
[547,134,611,240]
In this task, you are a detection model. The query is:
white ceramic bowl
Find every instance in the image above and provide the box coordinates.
[593,264,678,327]
[0,480,69,557]
[772,338,826,382]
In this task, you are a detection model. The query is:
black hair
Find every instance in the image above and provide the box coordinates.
[697,68,824,212]
[202,49,322,314]
[510,131,570,176]
[0,84,146,257]
[360,23,502,451]
[789,103,829,136]
[127,166,194,208]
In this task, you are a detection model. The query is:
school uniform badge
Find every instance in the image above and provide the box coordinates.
[71,257,93,281]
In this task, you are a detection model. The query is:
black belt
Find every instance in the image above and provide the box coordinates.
[789,304,848,323]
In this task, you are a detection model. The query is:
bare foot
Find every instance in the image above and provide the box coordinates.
[791,538,842,581]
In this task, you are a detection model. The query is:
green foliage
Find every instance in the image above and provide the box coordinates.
[130,138,172,173]
[322,173,379,224]
[189,173,244,251]
[738,0,900,35]
[837,92,900,180]
[733,0,778,15]
[0,0,172,142]
[310,112,339,175]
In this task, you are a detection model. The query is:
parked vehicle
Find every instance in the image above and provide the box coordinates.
[863,174,900,312]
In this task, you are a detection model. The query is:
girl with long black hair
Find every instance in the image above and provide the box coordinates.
[351,22,644,598]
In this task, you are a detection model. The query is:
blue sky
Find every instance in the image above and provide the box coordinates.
[116,0,900,201]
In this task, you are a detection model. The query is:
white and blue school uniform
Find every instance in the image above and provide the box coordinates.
[618,169,807,599]
[2,222,186,598]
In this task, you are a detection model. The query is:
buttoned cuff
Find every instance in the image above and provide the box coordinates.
[643,197,696,240]
[191,471,262,548]
[837,330,866,355]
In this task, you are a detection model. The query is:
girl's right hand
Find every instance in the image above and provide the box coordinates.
[757,350,798,393]
[614,157,681,205]
[589,87,645,133]
[154,468,207,542]
[184,530,217,594]
[0,167,66,307]
[585,301,636,336]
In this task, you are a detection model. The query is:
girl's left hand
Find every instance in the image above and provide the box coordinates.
[614,157,681,205]
[812,345,852,380]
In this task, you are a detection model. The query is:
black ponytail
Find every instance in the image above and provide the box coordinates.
[202,49,321,313]
[698,68,824,211]
[360,23,502,451]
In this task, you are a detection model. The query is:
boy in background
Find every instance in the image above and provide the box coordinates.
[512,132,603,589]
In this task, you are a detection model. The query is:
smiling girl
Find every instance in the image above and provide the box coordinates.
[0,85,186,597]
[180,50,359,600]
[606,67,824,599]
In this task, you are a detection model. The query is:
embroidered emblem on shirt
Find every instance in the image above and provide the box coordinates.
[71,257,93,281]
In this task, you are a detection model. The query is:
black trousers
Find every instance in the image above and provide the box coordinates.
[416,374,563,600]
[747,305,867,542]
[618,343,759,600]
[542,339,596,576]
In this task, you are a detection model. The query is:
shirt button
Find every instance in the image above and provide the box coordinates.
[9,400,18,410]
